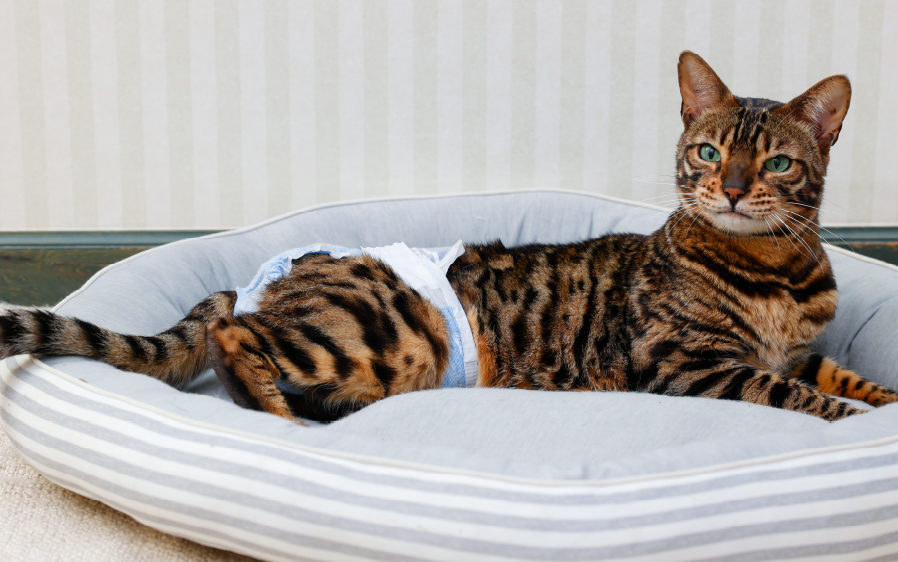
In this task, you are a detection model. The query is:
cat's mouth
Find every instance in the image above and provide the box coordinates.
[719,211,752,220]
[705,209,769,234]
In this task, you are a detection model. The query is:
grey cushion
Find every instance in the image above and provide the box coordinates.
[4,191,898,559]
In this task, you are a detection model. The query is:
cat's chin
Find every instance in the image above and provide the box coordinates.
[705,211,770,236]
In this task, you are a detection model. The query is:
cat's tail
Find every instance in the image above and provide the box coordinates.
[0,291,236,388]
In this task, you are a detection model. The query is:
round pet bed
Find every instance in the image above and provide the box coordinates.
[3,191,898,560]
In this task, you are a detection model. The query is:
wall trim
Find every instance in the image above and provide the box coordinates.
[1,227,896,306]
[0,231,221,249]
[820,227,898,244]
[0,226,895,248]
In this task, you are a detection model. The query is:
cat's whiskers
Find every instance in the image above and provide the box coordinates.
[780,208,851,247]
[787,199,851,218]
[638,193,692,206]
[786,201,821,211]
[654,193,696,202]
[632,173,678,181]
[641,195,680,205]
[652,196,692,205]
[633,179,679,188]
[762,216,781,253]
[660,194,698,207]
[656,200,698,211]
[786,201,848,222]
[669,209,693,230]
[632,175,686,204]
[662,193,702,225]
[774,212,821,268]
[670,203,702,229]
[771,212,813,263]
[684,208,704,234]
[780,211,815,238]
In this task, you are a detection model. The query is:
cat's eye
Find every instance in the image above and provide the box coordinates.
[699,144,721,162]
[764,155,791,173]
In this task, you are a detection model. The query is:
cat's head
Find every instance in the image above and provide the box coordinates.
[675,51,850,236]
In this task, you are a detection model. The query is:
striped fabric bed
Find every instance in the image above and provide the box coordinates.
[4,352,898,561]
[3,192,898,560]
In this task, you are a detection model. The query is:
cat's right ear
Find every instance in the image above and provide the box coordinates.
[677,51,737,127]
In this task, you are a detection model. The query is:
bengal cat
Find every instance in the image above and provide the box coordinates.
[2,52,895,423]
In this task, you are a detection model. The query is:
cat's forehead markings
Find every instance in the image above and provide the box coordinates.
[720,128,735,146]
[735,96,784,111]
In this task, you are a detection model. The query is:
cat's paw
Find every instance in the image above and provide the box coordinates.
[868,390,898,407]
[830,404,866,421]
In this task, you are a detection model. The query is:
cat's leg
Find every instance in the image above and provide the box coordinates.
[649,357,863,420]
[205,317,299,423]
[206,254,453,422]
[788,353,898,407]
[207,282,452,422]
[205,311,414,422]
[253,255,451,417]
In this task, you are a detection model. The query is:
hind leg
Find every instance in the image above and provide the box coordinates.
[207,312,410,422]
[208,254,452,422]
[206,311,420,423]
[205,318,300,423]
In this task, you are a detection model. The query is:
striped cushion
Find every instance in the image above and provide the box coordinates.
[3,192,898,559]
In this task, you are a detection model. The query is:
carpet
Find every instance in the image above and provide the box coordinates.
[0,429,252,561]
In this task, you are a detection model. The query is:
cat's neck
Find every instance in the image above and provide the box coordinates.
[662,210,827,273]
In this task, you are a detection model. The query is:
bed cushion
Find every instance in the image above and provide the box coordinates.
[3,190,898,560]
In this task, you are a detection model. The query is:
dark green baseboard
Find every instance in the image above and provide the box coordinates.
[818,227,898,266]
[0,228,896,306]
[0,231,219,306]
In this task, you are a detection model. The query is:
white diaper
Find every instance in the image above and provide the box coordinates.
[235,241,478,388]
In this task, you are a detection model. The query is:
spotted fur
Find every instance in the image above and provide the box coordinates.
[205,254,449,422]
[1,52,894,423]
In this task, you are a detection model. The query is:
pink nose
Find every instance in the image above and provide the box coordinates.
[723,187,745,201]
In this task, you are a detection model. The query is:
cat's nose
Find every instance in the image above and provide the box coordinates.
[723,187,746,209]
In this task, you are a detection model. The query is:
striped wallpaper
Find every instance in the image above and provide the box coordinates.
[1,0,896,231]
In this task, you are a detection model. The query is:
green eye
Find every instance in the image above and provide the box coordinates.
[699,144,721,162]
[764,155,791,172]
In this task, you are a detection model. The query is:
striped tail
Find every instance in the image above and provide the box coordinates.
[0,291,236,388]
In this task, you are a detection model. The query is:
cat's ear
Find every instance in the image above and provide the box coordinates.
[777,75,851,153]
[677,51,737,127]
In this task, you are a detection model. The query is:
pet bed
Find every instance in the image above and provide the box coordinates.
[3,191,898,560]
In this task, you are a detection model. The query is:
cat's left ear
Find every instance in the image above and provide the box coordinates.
[777,75,851,153]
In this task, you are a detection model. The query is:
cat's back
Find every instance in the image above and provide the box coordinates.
[448,234,648,306]
[447,233,647,389]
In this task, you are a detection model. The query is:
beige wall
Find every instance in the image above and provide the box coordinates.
[1,0,896,231]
